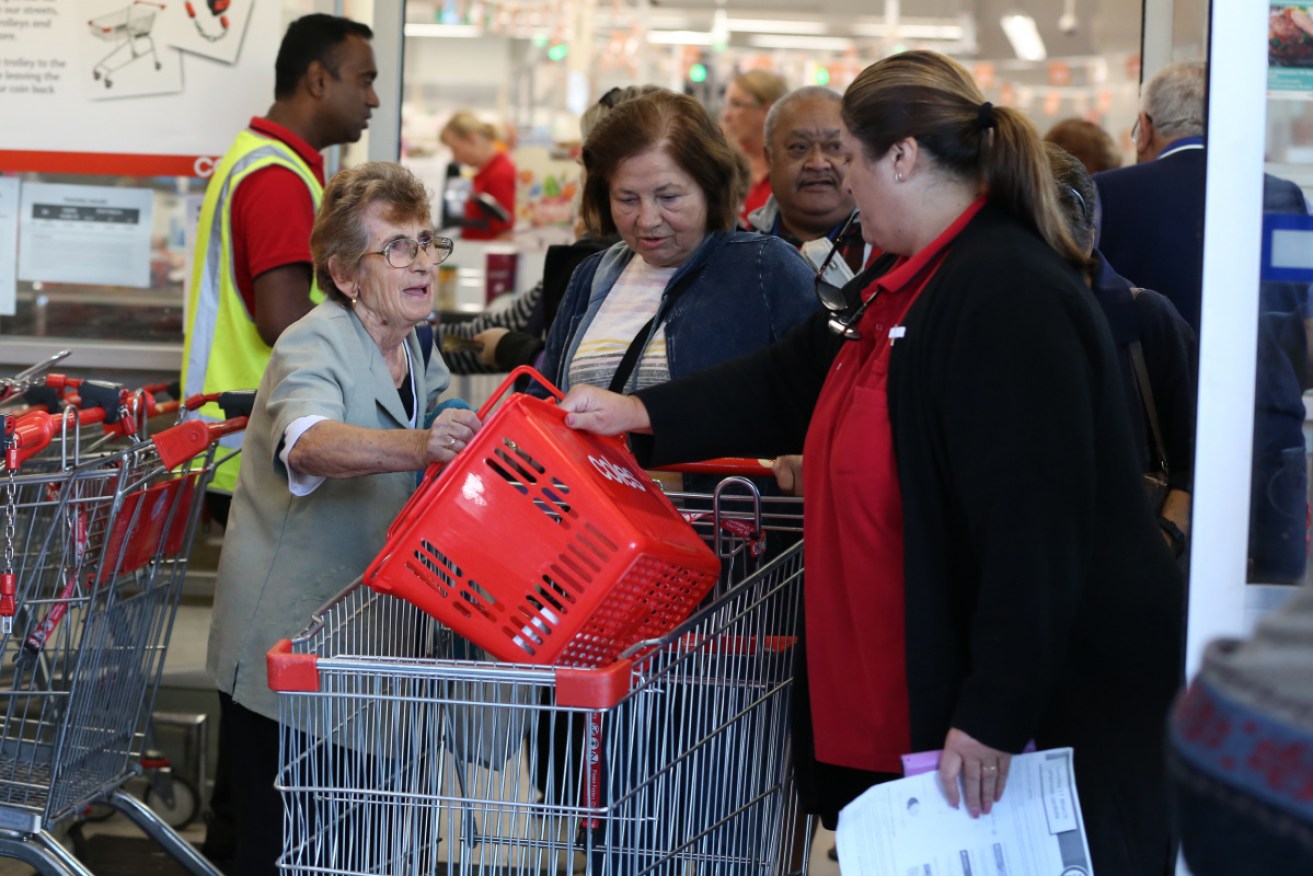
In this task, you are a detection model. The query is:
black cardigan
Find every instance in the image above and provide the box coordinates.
[635,204,1183,876]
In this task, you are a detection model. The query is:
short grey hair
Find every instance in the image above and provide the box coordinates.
[1141,61,1206,141]
[763,86,843,154]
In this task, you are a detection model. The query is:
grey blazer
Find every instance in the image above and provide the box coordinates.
[207,301,450,720]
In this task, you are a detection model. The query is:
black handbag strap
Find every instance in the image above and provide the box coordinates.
[1128,287,1169,479]
[605,264,699,394]
[608,315,657,394]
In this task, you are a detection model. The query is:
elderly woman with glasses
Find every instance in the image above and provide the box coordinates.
[558,51,1183,876]
[206,161,481,874]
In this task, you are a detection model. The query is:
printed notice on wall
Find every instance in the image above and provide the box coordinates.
[17,183,153,288]
[0,177,18,315]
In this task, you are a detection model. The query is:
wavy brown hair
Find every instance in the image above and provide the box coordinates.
[580,89,741,237]
[311,161,432,304]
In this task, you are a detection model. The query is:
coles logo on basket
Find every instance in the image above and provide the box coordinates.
[588,455,646,492]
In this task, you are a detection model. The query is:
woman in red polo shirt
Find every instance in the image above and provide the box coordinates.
[558,50,1182,876]
[440,110,516,240]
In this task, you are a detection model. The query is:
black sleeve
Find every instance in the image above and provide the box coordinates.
[1134,288,1198,490]
[494,331,546,371]
[629,256,893,466]
[630,310,842,465]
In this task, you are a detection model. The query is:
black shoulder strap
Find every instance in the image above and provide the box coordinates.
[608,315,658,394]
[606,266,700,394]
[416,322,434,368]
[1127,287,1169,477]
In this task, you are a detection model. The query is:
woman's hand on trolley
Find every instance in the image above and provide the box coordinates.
[938,727,1012,818]
[772,455,805,496]
[560,386,652,436]
[427,406,482,464]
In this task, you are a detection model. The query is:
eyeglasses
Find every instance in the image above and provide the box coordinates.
[366,236,454,269]
[1131,113,1152,142]
[813,209,877,340]
[1066,185,1089,222]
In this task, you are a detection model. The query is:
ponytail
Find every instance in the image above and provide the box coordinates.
[983,106,1087,269]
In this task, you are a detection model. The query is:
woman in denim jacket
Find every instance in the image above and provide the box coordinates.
[539,89,818,397]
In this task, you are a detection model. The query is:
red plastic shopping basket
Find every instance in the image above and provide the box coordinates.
[363,367,722,667]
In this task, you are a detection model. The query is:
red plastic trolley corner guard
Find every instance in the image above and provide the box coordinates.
[553,658,634,709]
[267,639,320,692]
[152,417,247,470]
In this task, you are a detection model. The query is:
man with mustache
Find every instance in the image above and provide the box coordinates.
[746,86,869,274]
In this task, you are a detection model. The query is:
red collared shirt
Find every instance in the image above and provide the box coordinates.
[463,150,516,240]
[802,197,986,772]
[739,173,773,227]
[229,117,325,315]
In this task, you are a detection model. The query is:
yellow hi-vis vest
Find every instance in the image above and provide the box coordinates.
[181,129,325,495]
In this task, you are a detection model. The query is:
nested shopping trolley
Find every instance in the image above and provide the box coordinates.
[0,387,250,876]
[268,367,811,875]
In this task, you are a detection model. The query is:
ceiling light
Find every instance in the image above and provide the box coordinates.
[647,30,716,46]
[726,18,828,35]
[404,23,482,38]
[1000,13,1046,61]
[747,34,854,51]
[850,16,966,40]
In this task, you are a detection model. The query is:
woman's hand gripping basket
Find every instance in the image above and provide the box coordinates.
[363,367,722,666]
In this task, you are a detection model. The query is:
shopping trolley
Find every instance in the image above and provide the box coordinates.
[88,1,166,89]
[268,369,812,875]
[0,351,72,409]
[0,390,249,876]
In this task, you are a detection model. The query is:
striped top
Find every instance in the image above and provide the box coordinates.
[567,257,676,391]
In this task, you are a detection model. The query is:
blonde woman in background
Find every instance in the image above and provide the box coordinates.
[720,69,789,225]
[440,109,516,240]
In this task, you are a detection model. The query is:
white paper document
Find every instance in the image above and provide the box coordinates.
[836,747,1095,876]
[17,183,153,288]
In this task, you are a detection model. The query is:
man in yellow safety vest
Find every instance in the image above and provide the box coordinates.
[182,12,379,525]
[183,14,378,871]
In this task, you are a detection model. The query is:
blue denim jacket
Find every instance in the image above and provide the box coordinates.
[540,230,819,393]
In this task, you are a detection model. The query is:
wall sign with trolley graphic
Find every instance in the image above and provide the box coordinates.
[82,1,183,98]
[0,0,274,176]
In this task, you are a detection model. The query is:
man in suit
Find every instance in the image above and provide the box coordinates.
[1095,61,1309,332]
[1097,62,1313,584]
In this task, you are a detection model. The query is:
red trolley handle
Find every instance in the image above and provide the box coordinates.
[181,390,256,418]
[653,458,775,477]
[2,407,109,470]
[151,417,249,471]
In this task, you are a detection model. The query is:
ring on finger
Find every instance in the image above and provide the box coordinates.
[446,435,456,449]
[981,765,999,773]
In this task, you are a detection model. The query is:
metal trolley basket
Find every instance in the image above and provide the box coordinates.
[0,387,248,875]
[269,474,810,875]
